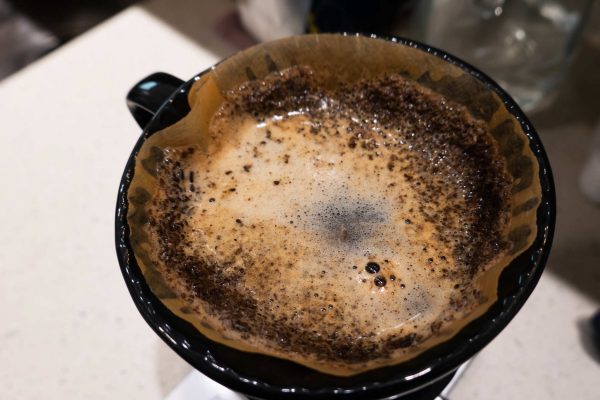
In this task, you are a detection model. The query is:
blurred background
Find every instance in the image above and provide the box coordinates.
[0,0,599,399]
[1,0,598,108]
[2,0,598,112]
[0,0,133,79]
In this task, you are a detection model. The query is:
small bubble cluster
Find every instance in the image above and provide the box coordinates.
[309,193,387,249]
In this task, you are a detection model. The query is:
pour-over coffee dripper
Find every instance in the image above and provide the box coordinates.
[116,34,555,400]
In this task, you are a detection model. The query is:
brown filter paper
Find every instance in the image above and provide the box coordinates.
[126,34,541,375]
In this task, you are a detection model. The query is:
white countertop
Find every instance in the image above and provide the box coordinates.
[1,1,599,399]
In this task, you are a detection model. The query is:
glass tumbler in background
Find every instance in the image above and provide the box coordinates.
[413,0,593,112]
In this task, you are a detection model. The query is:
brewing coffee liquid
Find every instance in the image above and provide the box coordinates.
[127,35,541,375]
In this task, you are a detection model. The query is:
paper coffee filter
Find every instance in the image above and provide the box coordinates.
[127,34,541,375]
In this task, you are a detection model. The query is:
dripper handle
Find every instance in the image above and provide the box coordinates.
[126,72,184,129]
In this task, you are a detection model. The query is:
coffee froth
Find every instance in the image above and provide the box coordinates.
[143,66,513,374]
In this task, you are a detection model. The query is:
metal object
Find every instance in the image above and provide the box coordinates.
[436,359,473,400]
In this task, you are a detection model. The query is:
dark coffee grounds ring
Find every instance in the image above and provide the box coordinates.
[143,67,514,373]
[116,34,555,399]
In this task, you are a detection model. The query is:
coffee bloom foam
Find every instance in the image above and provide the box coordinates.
[142,66,513,374]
